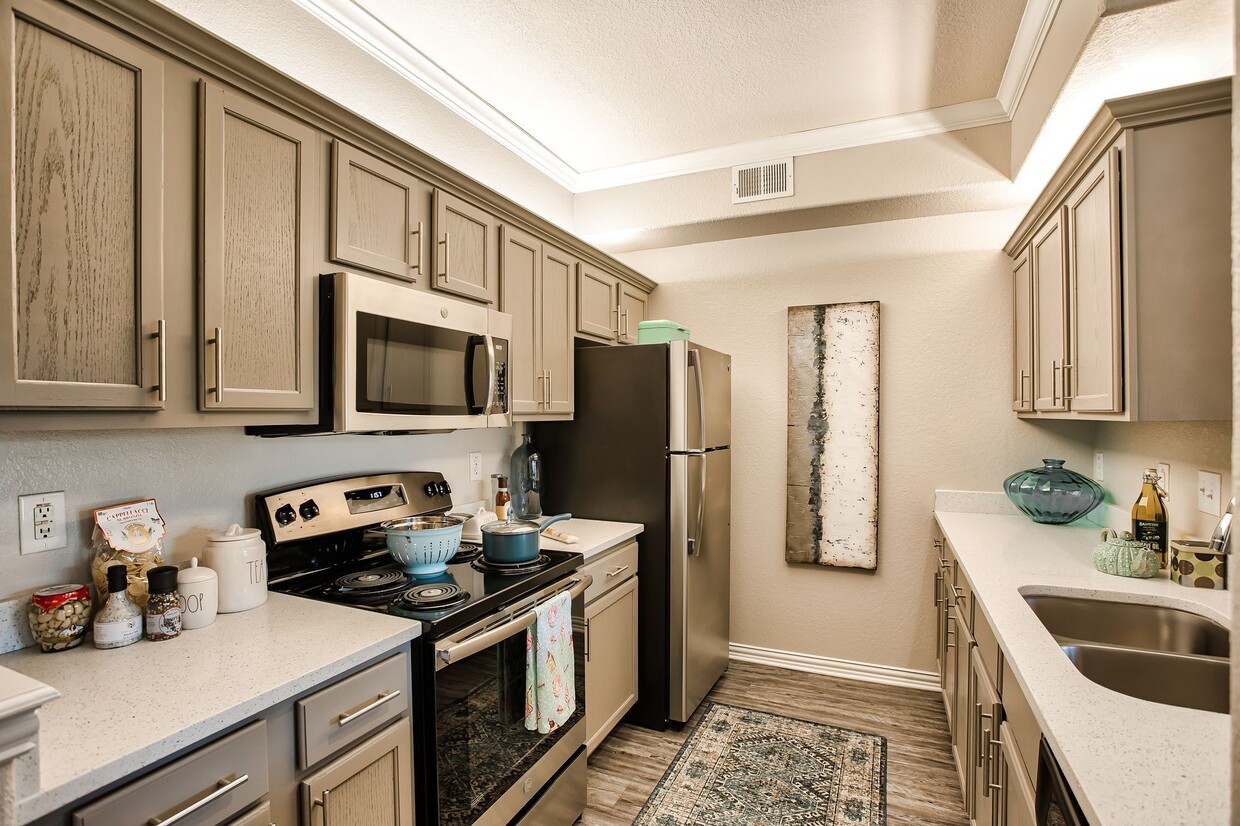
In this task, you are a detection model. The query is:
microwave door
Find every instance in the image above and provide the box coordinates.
[464,335,493,416]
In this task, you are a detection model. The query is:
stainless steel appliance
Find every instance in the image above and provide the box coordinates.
[533,339,731,727]
[256,472,588,826]
[1035,738,1087,825]
[251,272,511,435]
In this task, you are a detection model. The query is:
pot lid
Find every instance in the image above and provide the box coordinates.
[177,557,217,584]
[481,517,542,536]
[207,523,262,543]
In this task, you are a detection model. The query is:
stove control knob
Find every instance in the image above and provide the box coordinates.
[423,482,438,498]
[274,504,297,526]
[437,481,452,496]
[299,499,320,521]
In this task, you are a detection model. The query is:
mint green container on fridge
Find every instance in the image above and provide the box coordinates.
[637,319,690,344]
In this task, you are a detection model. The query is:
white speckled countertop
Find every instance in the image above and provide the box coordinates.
[0,593,421,823]
[537,518,643,561]
[934,508,1230,826]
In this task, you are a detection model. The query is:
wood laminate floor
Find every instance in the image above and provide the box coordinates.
[583,660,968,825]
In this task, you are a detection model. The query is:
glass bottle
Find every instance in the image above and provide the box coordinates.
[93,564,143,649]
[509,433,543,519]
[1132,468,1169,569]
[492,474,511,521]
[144,566,182,641]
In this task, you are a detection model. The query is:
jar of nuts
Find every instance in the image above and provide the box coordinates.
[28,584,92,652]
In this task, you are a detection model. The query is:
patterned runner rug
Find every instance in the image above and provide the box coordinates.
[633,702,887,825]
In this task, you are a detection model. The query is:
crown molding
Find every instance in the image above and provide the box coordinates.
[294,0,1063,193]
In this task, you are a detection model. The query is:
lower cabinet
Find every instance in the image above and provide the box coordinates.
[581,539,640,754]
[299,718,413,826]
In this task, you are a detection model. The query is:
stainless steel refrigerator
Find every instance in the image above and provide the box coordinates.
[533,340,730,728]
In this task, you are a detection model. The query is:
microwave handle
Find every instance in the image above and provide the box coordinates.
[484,334,497,414]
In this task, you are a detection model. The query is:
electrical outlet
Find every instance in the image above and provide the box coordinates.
[1157,463,1171,497]
[1093,452,1104,482]
[469,452,482,482]
[1198,471,1222,517]
[18,491,67,554]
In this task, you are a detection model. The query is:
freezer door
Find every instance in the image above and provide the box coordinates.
[669,448,731,722]
[670,341,731,453]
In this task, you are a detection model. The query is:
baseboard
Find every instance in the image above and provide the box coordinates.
[729,643,940,692]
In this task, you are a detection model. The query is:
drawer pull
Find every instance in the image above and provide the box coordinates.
[147,773,249,825]
[337,690,401,727]
[605,565,630,578]
[314,787,332,826]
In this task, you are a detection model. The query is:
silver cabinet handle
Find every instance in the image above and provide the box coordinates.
[606,565,630,578]
[154,319,167,402]
[945,613,956,649]
[313,786,332,826]
[1062,362,1074,401]
[337,690,401,726]
[976,702,993,772]
[933,570,943,607]
[1051,360,1061,406]
[148,773,249,825]
[439,234,451,280]
[546,369,553,408]
[1016,368,1030,407]
[538,371,546,408]
[209,326,224,403]
[412,220,424,276]
[621,308,629,339]
[612,307,620,337]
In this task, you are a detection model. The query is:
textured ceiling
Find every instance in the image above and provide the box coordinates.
[349,0,1027,173]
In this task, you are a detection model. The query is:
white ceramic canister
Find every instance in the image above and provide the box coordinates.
[177,558,219,630]
[204,524,268,613]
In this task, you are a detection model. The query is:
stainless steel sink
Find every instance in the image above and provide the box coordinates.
[1023,594,1229,657]
[1061,643,1229,714]
[1024,594,1230,713]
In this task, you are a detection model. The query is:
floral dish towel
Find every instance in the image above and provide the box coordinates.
[525,590,575,733]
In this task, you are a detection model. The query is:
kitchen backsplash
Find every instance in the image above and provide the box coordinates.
[0,427,522,601]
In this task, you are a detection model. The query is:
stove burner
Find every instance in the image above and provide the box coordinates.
[449,542,482,564]
[322,568,410,603]
[392,582,469,611]
[471,554,552,576]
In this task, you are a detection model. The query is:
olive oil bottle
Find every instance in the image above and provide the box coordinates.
[1132,468,1169,569]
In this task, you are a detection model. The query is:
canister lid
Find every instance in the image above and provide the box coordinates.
[207,523,262,543]
[177,557,217,584]
[146,565,179,594]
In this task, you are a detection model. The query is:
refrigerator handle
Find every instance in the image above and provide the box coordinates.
[689,348,706,452]
[687,453,705,557]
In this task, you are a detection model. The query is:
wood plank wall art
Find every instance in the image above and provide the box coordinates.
[786,302,880,569]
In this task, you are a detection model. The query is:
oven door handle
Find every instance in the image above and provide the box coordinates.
[435,575,593,668]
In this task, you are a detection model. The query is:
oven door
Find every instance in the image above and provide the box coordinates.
[334,271,511,432]
[429,576,589,826]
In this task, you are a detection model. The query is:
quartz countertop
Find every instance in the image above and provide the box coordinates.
[538,518,643,561]
[0,593,421,823]
[934,508,1230,825]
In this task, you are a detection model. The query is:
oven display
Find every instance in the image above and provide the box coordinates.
[344,485,407,515]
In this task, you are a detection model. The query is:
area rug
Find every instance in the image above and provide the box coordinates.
[633,702,887,826]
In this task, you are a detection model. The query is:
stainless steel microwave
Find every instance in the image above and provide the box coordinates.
[250,271,510,436]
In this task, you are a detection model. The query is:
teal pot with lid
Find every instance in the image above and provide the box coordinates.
[481,513,571,563]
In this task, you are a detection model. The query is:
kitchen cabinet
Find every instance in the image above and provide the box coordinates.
[617,282,648,344]
[299,718,413,826]
[0,0,166,409]
[199,80,318,411]
[995,723,1037,826]
[968,647,1000,826]
[330,140,430,283]
[1005,80,1231,421]
[433,188,499,304]
[577,262,619,342]
[581,540,640,753]
[502,225,575,419]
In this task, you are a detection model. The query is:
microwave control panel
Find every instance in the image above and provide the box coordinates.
[492,338,509,414]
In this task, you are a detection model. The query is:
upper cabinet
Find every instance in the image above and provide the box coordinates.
[0,0,165,409]
[432,189,499,304]
[1005,80,1231,421]
[576,263,618,342]
[501,225,574,420]
[617,282,648,345]
[330,140,430,283]
[199,81,318,410]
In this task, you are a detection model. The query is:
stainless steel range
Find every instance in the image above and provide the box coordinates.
[255,471,588,826]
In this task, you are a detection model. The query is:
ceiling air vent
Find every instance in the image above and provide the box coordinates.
[731,157,793,204]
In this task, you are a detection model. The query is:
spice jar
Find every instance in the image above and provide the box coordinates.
[28,584,91,652]
[144,566,182,641]
[94,564,143,650]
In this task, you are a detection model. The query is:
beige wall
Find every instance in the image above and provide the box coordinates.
[621,209,1096,673]
[0,427,520,601]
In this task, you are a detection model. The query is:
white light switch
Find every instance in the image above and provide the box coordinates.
[1198,470,1222,517]
[1093,452,1104,482]
[1157,463,1171,497]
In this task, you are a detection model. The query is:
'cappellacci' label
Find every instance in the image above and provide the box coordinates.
[93,499,166,553]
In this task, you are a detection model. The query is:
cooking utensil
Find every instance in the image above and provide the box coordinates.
[481,513,571,564]
[380,515,465,576]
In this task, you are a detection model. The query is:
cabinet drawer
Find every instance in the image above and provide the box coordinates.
[973,602,1001,689]
[582,540,639,603]
[297,651,410,769]
[73,721,268,826]
[226,800,272,826]
[1000,661,1042,787]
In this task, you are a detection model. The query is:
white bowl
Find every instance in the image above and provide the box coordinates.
[380,516,464,576]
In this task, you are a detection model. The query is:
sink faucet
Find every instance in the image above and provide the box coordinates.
[1209,497,1233,553]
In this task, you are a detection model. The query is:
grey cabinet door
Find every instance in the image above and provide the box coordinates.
[433,188,498,304]
[199,80,317,410]
[1065,148,1122,413]
[540,243,576,414]
[576,262,617,341]
[585,575,638,753]
[300,718,413,826]
[0,0,165,409]
[501,224,541,416]
[1031,209,1067,412]
[1011,251,1033,412]
[617,283,648,344]
[331,140,429,283]
[968,646,1000,826]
